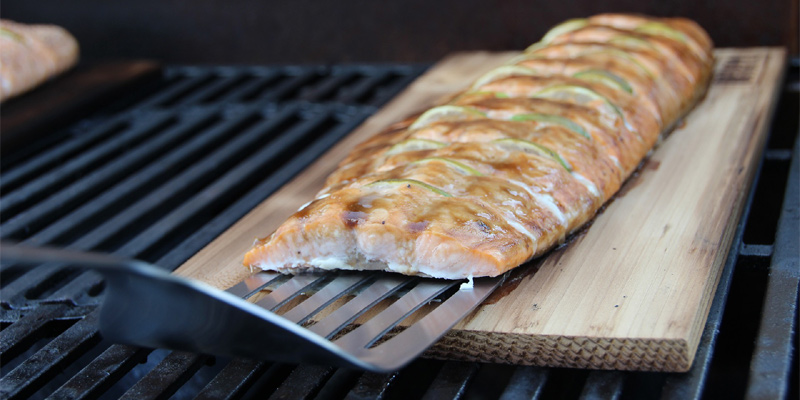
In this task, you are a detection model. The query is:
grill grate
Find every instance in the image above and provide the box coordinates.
[0,61,797,400]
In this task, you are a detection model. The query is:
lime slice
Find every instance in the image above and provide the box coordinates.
[509,113,590,139]
[366,179,452,197]
[409,105,486,130]
[472,65,540,89]
[0,28,23,42]
[573,69,633,94]
[410,157,483,176]
[385,138,447,155]
[579,48,655,78]
[634,22,688,43]
[539,18,589,44]
[492,138,572,171]
[533,85,624,121]
[608,35,657,50]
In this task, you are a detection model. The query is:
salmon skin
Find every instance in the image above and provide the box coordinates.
[244,14,714,279]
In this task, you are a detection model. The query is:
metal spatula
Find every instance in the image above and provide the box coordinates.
[0,243,504,372]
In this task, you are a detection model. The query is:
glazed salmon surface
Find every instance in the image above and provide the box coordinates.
[243,14,714,279]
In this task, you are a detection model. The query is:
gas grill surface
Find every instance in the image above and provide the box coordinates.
[0,61,797,400]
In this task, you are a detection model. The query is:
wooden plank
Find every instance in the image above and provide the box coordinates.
[174,48,786,371]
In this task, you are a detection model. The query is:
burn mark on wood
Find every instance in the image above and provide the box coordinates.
[715,55,760,83]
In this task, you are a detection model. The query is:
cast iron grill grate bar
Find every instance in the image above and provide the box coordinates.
[420,361,480,400]
[745,136,799,399]
[124,65,426,111]
[1,113,203,241]
[0,306,100,400]
[0,119,129,194]
[0,62,796,400]
[119,352,209,400]
[193,358,268,400]
[0,115,172,225]
[47,343,150,400]
[15,113,224,248]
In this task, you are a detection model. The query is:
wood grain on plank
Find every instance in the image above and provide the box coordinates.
[175,48,786,371]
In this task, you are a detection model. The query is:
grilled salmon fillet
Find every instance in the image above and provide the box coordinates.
[0,20,79,102]
[244,14,714,279]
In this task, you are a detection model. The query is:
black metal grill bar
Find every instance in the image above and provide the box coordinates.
[119,352,208,400]
[17,113,221,247]
[0,111,277,304]
[497,366,548,400]
[259,71,326,104]
[130,74,209,109]
[150,74,221,109]
[343,371,397,400]
[236,74,288,103]
[359,70,420,107]
[0,304,91,357]
[124,65,425,111]
[334,71,393,105]
[300,71,360,103]
[766,148,794,160]
[47,343,150,400]
[6,113,219,246]
[578,371,624,400]
[739,243,773,257]
[214,73,282,104]
[174,75,255,107]
[0,115,159,223]
[268,365,335,400]
[0,114,176,235]
[745,138,799,399]
[0,119,127,194]
[194,358,267,400]
[420,361,479,400]
[0,311,99,400]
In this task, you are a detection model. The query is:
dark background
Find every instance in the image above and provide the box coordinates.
[4,0,798,64]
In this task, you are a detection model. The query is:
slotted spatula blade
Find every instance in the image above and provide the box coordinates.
[0,243,505,372]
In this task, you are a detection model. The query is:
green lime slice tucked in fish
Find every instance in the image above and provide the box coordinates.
[366,179,452,197]
[573,69,634,93]
[472,65,540,89]
[410,157,484,176]
[492,138,572,171]
[533,85,625,121]
[608,35,658,50]
[634,22,689,43]
[578,48,656,78]
[409,105,486,130]
[509,113,591,139]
